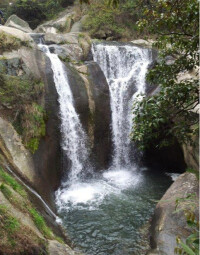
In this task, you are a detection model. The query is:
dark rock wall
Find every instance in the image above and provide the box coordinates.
[33,52,62,208]
[87,62,112,170]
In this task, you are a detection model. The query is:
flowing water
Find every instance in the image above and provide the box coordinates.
[92,43,151,168]
[41,42,173,254]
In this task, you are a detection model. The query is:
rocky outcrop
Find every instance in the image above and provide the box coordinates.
[149,172,199,255]
[71,15,88,33]
[182,134,199,171]
[0,26,33,43]
[45,32,91,61]
[48,240,83,255]
[5,14,33,33]
[0,117,36,185]
[0,31,62,207]
[86,62,112,170]
[35,8,75,34]
[131,39,155,48]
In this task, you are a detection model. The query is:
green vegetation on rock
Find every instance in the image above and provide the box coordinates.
[0,31,29,54]
[0,74,46,153]
[0,167,64,254]
[29,207,53,239]
[0,167,26,197]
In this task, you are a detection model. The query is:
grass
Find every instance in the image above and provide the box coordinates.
[0,205,48,254]
[29,208,53,239]
[0,167,27,198]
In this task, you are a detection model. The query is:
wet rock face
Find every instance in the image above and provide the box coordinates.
[149,172,199,255]
[86,62,112,170]
[32,54,62,207]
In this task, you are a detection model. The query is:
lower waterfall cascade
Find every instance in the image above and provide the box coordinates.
[40,42,174,255]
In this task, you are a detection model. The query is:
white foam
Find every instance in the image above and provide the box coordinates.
[166,172,180,181]
[103,169,140,189]
[56,169,140,211]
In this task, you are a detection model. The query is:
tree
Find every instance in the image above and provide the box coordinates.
[131,0,199,150]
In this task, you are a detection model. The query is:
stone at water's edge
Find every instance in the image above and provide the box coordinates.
[150,172,199,255]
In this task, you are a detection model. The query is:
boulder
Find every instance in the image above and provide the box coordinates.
[5,14,32,33]
[0,26,33,43]
[44,32,79,45]
[0,117,36,184]
[49,44,83,62]
[46,32,91,61]
[35,9,75,34]
[48,240,83,255]
[182,134,199,171]
[70,15,88,33]
[131,39,155,48]
[0,47,44,78]
[150,172,199,255]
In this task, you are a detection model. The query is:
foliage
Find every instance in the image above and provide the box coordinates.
[82,0,143,39]
[0,74,46,153]
[174,194,199,255]
[29,208,53,239]
[131,0,199,150]
[6,0,62,28]
[0,31,29,54]
[6,0,76,28]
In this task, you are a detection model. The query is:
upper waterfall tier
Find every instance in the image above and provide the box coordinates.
[92,42,152,169]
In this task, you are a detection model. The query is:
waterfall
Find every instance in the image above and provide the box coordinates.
[39,45,89,183]
[92,43,152,169]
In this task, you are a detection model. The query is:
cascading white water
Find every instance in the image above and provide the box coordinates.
[39,45,89,183]
[92,43,152,169]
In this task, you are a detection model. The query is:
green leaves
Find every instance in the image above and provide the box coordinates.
[132,0,199,150]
